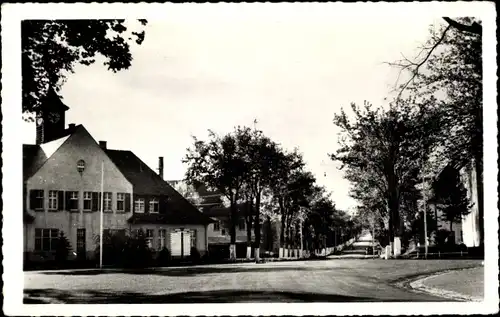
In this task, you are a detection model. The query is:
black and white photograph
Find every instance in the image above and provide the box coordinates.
[1,2,498,316]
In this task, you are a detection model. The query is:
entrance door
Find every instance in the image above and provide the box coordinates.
[76,229,86,260]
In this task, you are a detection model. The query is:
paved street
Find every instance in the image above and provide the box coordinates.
[24,259,482,303]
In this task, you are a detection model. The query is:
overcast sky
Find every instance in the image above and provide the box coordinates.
[21,6,444,212]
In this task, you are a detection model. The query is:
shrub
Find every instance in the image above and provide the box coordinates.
[55,231,72,266]
[157,248,171,266]
[190,247,201,263]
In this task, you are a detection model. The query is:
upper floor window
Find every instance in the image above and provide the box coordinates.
[30,189,44,210]
[135,198,145,213]
[67,191,79,211]
[83,192,92,211]
[48,190,58,210]
[117,193,125,212]
[213,221,220,231]
[149,198,159,213]
[103,192,112,212]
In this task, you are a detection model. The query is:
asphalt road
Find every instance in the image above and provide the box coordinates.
[24,259,482,303]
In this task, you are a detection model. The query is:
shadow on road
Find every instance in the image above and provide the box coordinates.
[24,288,386,303]
[37,265,354,277]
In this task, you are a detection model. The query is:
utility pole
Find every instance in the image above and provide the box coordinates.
[99,161,104,269]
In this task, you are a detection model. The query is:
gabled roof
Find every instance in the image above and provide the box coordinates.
[105,150,214,224]
[23,125,77,181]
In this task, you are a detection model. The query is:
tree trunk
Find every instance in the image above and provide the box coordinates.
[253,193,261,261]
[475,157,484,250]
[229,198,237,260]
[246,201,253,248]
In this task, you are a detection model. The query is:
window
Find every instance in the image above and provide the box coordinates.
[146,229,154,249]
[48,190,58,210]
[158,229,167,250]
[238,218,245,230]
[76,229,86,252]
[35,229,59,251]
[149,198,159,213]
[103,192,112,212]
[67,191,79,211]
[135,198,145,213]
[83,192,92,211]
[117,193,125,212]
[30,190,44,210]
[191,230,197,248]
[221,228,226,236]
[213,221,220,231]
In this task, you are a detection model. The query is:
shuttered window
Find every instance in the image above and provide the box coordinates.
[103,192,112,212]
[83,192,92,211]
[66,191,79,211]
[48,191,58,210]
[116,193,125,212]
[30,189,44,210]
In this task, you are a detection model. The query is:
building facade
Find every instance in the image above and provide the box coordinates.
[23,91,213,263]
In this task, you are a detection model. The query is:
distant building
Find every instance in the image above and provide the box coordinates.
[23,90,213,263]
[424,148,481,247]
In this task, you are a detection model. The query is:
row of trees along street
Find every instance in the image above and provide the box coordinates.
[183,125,360,260]
[335,17,483,256]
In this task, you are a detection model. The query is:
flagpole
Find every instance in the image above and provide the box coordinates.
[100,161,104,269]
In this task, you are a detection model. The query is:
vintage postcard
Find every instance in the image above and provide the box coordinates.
[1,2,498,316]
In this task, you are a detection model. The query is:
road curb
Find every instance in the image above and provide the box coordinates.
[396,266,483,302]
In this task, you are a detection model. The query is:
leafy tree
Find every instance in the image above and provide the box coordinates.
[389,17,483,248]
[242,128,281,258]
[432,165,471,233]
[22,19,148,117]
[330,100,442,250]
[409,209,438,246]
[184,127,252,259]
[55,231,72,265]
[269,154,316,251]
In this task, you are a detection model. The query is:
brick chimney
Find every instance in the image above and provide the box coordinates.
[158,157,164,179]
[99,141,107,149]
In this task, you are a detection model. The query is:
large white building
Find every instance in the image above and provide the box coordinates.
[23,90,213,263]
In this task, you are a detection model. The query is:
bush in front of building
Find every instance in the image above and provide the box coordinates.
[94,229,153,268]
[122,229,153,268]
[156,247,172,266]
[190,247,201,263]
[55,231,72,266]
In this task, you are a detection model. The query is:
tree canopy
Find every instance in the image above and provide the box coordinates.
[330,99,442,247]
[22,19,148,116]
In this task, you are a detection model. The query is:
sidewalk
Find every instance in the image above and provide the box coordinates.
[410,266,484,301]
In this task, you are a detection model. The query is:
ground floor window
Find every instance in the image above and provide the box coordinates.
[146,229,154,249]
[35,228,59,251]
[190,229,197,248]
[158,229,167,250]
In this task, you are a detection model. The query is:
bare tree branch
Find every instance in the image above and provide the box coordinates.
[390,24,452,100]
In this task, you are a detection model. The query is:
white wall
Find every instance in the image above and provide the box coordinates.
[25,126,133,257]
